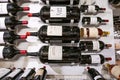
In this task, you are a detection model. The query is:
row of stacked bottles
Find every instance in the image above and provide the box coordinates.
[0,0,119,80]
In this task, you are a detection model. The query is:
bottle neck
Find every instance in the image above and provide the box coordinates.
[102,31,110,36]
[105,44,112,48]
[15,50,27,55]
[18,7,29,11]
[27,52,38,56]
[26,32,38,36]
[102,19,109,22]
[105,57,112,62]
[15,20,28,25]
[99,8,106,11]
[28,13,40,17]
[15,35,27,40]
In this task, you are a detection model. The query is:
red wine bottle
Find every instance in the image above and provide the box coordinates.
[27,46,112,64]
[41,0,80,5]
[19,68,35,80]
[82,17,109,26]
[80,40,112,52]
[87,67,105,80]
[0,3,29,17]
[80,5,106,14]
[0,31,27,44]
[4,68,24,80]
[34,66,47,80]
[0,68,13,79]
[28,6,80,24]
[0,17,28,30]
[0,45,27,59]
[26,25,110,43]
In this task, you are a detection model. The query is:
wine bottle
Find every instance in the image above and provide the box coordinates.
[80,5,106,14]
[109,0,120,5]
[34,66,47,80]
[0,68,12,79]
[28,6,80,24]
[27,46,112,64]
[0,3,29,17]
[4,68,24,80]
[105,64,120,80]
[80,54,112,65]
[41,0,80,5]
[26,25,80,43]
[0,17,28,30]
[26,26,110,43]
[0,31,27,44]
[80,40,112,52]
[87,67,105,80]
[80,27,110,39]
[0,45,27,59]
[82,17,109,26]
[19,68,36,80]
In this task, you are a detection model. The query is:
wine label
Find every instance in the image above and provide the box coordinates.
[47,26,62,36]
[7,69,21,78]
[0,18,6,29]
[88,6,96,13]
[90,17,98,25]
[0,32,5,43]
[111,66,120,78]
[48,46,62,60]
[0,0,8,2]
[89,28,99,38]
[0,46,4,59]
[94,75,102,80]
[50,6,67,18]
[83,28,88,38]
[19,69,31,78]
[46,0,49,5]
[91,55,101,64]
[92,41,100,51]
[0,68,11,78]
[35,69,44,76]
[0,3,8,14]
[70,0,73,5]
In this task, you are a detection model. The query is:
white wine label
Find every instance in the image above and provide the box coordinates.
[89,28,99,38]
[90,17,98,25]
[0,68,11,78]
[50,6,67,18]
[0,3,8,14]
[0,0,8,2]
[94,75,102,80]
[83,28,88,38]
[92,41,100,51]
[35,69,44,76]
[0,32,5,43]
[47,26,62,36]
[0,46,4,59]
[48,46,62,60]
[7,69,21,78]
[19,69,31,78]
[0,18,6,29]
[111,66,120,78]
[88,6,96,13]
[91,55,101,63]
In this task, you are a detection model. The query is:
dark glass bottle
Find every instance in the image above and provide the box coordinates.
[80,5,106,14]
[4,68,24,80]
[28,6,80,24]
[87,67,105,80]
[0,31,27,44]
[0,68,12,79]
[41,0,80,5]
[34,67,47,80]
[0,17,28,30]
[80,54,112,65]
[80,40,112,52]
[82,17,109,26]
[19,68,36,80]
[0,3,29,17]
[0,45,27,59]
[26,25,80,43]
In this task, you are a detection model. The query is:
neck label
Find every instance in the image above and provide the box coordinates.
[50,6,67,18]
[0,3,8,14]
[0,17,6,29]
[0,32,5,43]
[0,46,4,59]
[48,46,62,60]
[47,26,62,36]
[91,55,101,64]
